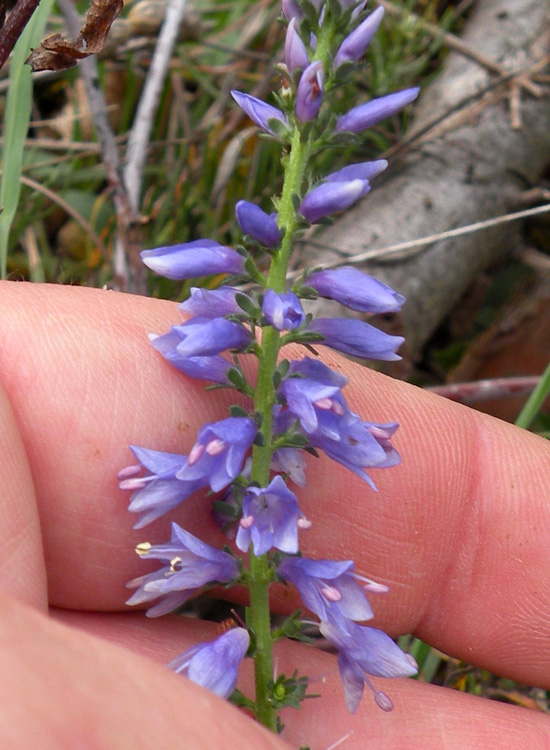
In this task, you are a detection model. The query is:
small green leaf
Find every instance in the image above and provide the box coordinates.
[227,368,247,388]
[253,432,266,447]
[229,404,249,418]
[236,292,260,317]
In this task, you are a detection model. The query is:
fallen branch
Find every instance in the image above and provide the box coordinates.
[300,0,550,357]
[426,376,540,405]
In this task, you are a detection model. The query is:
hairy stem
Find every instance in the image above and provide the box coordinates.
[247,121,312,730]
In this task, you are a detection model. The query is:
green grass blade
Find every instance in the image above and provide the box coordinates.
[515,361,550,430]
[0,0,55,279]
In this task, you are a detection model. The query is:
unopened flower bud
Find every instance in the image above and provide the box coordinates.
[231,90,288,135]
[285,18,309,73]
[282,0,302,21]
[295,61,324,122]
[142,240,244,280]
[299,179,369,223]
[235,200,281,248]
[335,7,385,68]
[335,87,420,134]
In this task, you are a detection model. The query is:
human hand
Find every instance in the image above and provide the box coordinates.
[1,281,549,749]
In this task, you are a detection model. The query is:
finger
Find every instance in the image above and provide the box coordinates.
[1,282,549,688]
[0,378,47,609]
[54,608,550,750]
[0,592,286,750]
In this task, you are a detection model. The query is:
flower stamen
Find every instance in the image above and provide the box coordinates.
[206,438,226,456]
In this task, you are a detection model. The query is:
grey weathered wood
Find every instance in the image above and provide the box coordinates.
[300,0,550,356]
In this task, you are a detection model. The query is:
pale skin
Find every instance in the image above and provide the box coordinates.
[1,281,549,750]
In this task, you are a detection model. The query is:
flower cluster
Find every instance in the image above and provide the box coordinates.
[120,0,418,732]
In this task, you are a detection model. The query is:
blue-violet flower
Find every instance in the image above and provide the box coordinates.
[307,317,404,360]
[159,317,251,359]
[126,523,240,617]
[177,417,258,492]
[150,328,232,384]
[235,200,281,248]
[231,91,288,135]
[262,289,305,330]
[299,180,370,224]
[320,616,418,714]
[271,447,307,487]
[236,475,303,556]
[295,61,324,122]
[277,557,374,623]
[118,446,201,528]
[169,627,250,698]
[179,286,243,319]
[284,18,309,73]
[335,88,420,135]
[310,417,400,488]
[281,0,302,22]
[306,267,405,313]
[334,6,385,68]
[141,240,245,280]
[280,358,348,435]
[324,159,388,184]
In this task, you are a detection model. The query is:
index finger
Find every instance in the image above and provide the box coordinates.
[1,281,549,688]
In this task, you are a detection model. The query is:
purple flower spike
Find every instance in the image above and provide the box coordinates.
[285,18,309,73]
[334,7,385,68]
[141,240,244,280]
[306,267,405,313]
[150,329,231,384]
[277,557,374,623]
[235,200,281,248]
[262,289,305,331]
[295,61,324,122]
[324,159,388,184]
[177,417,257,492]
[236,475,302,556]
[231,90,288,135]
[320,617,417,714]
[169,628,250,698]
[179,286,243,319]
[299,180,369,223]
[307,317,404,361]
[126,523,240,617]
[335,87,420,135]
[118,446,201,528]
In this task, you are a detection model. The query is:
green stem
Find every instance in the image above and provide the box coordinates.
[247,326,279,731]
[246,123,313,730]
[268,127,311,291]
[248,551,276,729]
